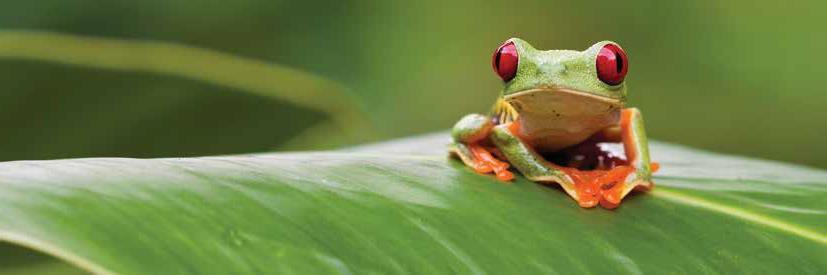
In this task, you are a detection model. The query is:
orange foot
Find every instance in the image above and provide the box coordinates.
[468,144,514,181]
[558,163,659,209]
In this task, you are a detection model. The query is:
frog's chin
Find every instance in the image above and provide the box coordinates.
[503,87,623,107]
[502,87,624,152]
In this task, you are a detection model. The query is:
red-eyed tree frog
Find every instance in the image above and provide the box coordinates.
[450,38,657,209]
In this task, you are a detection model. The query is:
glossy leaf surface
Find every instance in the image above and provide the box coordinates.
[1,133,825,274]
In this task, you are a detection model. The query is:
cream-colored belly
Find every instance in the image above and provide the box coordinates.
[518,110,619,153]
[509,89,622,153]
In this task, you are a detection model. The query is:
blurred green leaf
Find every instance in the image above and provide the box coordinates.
[0,31,364,119]
[0,243,85,275]
[1,0,827,168]
[0,31,372,160]
[0,133,824,274]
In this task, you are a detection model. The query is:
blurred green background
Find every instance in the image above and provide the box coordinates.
[0,0,824,168]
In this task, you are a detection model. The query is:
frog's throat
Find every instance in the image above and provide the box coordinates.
[496,87,624,127]
[503,88,623,106]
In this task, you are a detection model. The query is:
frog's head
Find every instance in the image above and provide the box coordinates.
[493,38,629,112]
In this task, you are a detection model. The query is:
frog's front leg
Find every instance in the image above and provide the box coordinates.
[488,123,582,202]
[450,114,514,181]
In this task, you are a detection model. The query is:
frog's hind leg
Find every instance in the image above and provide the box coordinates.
[450,114,514,181]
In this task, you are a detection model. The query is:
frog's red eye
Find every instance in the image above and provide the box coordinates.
[596,44,628,85]
[492,41,518,82]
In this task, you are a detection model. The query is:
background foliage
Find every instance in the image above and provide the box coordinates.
[0,0,825,167]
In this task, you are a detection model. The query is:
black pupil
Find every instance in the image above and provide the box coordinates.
[615,51,623,73]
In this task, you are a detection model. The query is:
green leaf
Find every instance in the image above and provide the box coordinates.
[1,133,825,274]
[0,31,363,119]
[0,31,373,160]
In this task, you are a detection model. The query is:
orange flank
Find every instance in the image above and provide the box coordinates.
[508,121,529,140]
[468,144,514,181]
[620,109,638,162]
